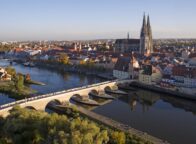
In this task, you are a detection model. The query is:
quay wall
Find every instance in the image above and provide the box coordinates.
[130,81,196,101]
[50,104,169,144]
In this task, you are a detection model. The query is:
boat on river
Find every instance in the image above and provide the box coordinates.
[89,91,115,99]
[71,95,100,106]
[23,62,35,67]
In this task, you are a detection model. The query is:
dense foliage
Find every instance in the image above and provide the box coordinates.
[0,67,36,98]
[58,53,69,65]
[0,107,153,144]
[0,44,13,52]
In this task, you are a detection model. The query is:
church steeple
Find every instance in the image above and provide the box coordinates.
[147,15,150,27]
[127,32,130,39]
[147,15,153,53]
[140,13,147,37]
[140,13,154,54]
[147,15,152,36]
[143,13,146,26]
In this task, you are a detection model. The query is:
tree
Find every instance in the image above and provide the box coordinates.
[5,67,16,78]
[95,130,109,144]
[0,107,152,144]
[59,53,69,65]
[25,74,31,81]
[79,60,86,65]
[110,131,126,144]
[87,59,94,67]
[16,73,24,91]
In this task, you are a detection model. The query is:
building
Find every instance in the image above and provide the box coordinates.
[0,67,11,81]
[140,14,153,54]
[139,65,162,85]
[113,57,132,79]
[114,14,153,54]
[114,33,140,53]
[172,65,196,88]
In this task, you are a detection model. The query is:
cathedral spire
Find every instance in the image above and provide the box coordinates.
[147,15,152,35]
[127,32,130,39]
[147,15,153,53]
[140,13,147,37]
[142,13,146,27]
[147,15,151,28]
[140,13,153,54]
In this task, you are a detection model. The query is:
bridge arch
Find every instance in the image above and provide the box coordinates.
[90,89,98,95]
[0,81,118,117]
[104,86,112,91]
[70,94,84,103]
[45,99,62,111]
[25,106,37,110]
[72,94,81,97]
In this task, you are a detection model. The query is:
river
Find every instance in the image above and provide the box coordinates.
[0,59,196,144]
[93,89,196,144]
[0,59,103,104]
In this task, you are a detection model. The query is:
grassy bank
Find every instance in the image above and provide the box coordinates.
[0,81,36,99]
[25,79,45,86]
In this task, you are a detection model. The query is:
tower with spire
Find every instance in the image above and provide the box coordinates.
[147,15,153,53]
[140,13,153,54]
[127,32,130,39]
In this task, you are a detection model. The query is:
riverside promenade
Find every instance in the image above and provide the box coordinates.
[57,104,169,144]
[130,81,196,101]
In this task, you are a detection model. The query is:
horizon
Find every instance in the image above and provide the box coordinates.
[1,0,196,41]
[2,37,196,43]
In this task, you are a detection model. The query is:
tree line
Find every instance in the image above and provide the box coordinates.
[0,106,153,144]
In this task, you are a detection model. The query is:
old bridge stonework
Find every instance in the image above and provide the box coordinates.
[0,80,123,117]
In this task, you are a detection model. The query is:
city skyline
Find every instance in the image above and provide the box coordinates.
[0,0,196,41]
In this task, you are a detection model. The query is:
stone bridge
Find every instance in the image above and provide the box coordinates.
[0,80,125,117]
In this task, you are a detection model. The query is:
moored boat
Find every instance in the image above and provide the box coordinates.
[23,62,35,67]
[71,95,100,106]
[23,62,30,66]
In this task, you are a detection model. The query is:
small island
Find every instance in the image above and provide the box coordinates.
[0,66,43,99]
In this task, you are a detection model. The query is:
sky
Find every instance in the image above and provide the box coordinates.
[0,0,196,41]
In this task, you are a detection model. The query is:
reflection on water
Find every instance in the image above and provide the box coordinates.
[122,90,196,115]
[1,59,196,144]
[94,89,196,144]
[0,59,103,104]
[120,91,160,112]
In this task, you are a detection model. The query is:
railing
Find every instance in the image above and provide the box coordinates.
[0,80,118,110]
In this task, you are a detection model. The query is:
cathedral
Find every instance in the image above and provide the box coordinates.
[140,14,153,54]
[114,14,153,54]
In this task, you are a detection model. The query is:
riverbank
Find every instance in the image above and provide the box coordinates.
[25,79,46,85]
[130,81,196,101]
[14,59,115,80]
[0,81,36,99]
[51,104,168,144]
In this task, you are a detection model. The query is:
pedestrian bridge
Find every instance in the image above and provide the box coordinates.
[0,80,125,117]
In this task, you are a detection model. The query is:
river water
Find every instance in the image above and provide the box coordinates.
[0,59,196,144]
[0,59,103,104]
[93,89,196,144]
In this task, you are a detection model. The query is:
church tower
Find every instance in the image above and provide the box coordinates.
[140,14,148,54]
[147,15,153,53]
[140,14,153,54]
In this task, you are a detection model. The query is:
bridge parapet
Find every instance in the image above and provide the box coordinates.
[0,80,119,116]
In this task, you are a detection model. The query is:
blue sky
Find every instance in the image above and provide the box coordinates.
[0,0,196,41]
